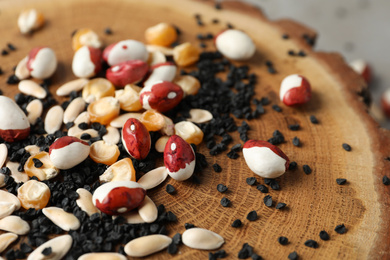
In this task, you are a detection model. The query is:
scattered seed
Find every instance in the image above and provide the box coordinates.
[256,185,268,193]
[76,188,100,217]
[246,211,257,221]
[0,233,18,254]
[182,228,224,250]
[319,230,330,241]
[188,108,213,123]
[383,176,390,185]
[304,239,318,248]
[78,252,127,260]
[213,163,222,173]
[125,234,172,257]
[251,253,263,260]
[138,167,169,190]
[0,144,8,168]
[278,236,288,245]
[238,243,253,259]
[288,251,298,260]
[220,197,231,207]
[15,56,30,80]
[166,184,176,194]
[42,247,52,256]
[335,224,347,234]
[336,178,347,185]
[303,164,312,174]
[27,235,72,260]
[138,196,158,223]
[264,195,273,207]
[0,216,30,235]
[289,161,297,170]
[42,207,81,231]
[272,104,282,112]
[44,105,64,134]
[310,115,319,124]
[231,219,242,228]
[56,78,89,96]
[288,124,300,131]
[185,223,195,229]
[276,203,286,209]
[18,80,47,99]
[292,137,300,147]
[104,27,113,35]
[217,184,228,193]
[342,143,351,151]
[246,177,257,186]
[7,43,16,51]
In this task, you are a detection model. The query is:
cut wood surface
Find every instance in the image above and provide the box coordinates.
[0,0,389,259]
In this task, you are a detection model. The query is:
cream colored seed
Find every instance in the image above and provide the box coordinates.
[0,233,18,254]
[173,42,200,67]
[138,196,158,223]
[174,75,201,97]
[109,113,142,128]
[0,143,8,168]
[15,56,30,80]
[42,207,80,231]
[0,173,5,188]
[18,80,47,99]
[6,161,28,183]
[182,228,224,250]
[117,210,146,224]
[174,121,204,145]
[138,166,168,190]
[103,126,120,145]
[27,235,72,260]
[78,252,127,260]
[74,111,90,126]
[160,115,175,136]
[24,145,41,156]
[76,188,100,217]
[0,203,16,219]
[0,189,21,211]
[146,45,174,56]
[56,78,89,96]
[17,9,44,34]
[148,50,166,66]
[125,234,172,257]
[115,84,142,112]
[26,99,43,125]
[89,140,120,165]
[0,216,30,235]
[63,97,86,123]
[188,109,213,124]
[155,136,169,153]
[44,105,64,134]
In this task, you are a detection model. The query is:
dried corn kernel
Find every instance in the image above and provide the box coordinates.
[173,75,201,97]
[140,110,165,132]
[87,97,120,125]
[173,42,200,67]
[25,152,59,181]
[72,28,102,51]
[82,78,115,103]
[174,121,204,145]
[17,180,50,210]
[99,158,136,182]
[18,9,45,34]
[145,23,178,47]
[89,140,120,165]
[115,85,143,112]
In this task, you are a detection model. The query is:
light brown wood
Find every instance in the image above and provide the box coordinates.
[0,0,389,259]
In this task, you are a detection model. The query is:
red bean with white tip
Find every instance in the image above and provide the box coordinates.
[121,118,151,160]
[143,62,177,87]
[26,47,57,79]
[49,136,90,170]
[381,88,390,118]
[106,60,148,87]
[72,46,102,78]
[0,96,30,142]
[92,181,146,215]
[164,135,195,181]
[243,140,289,178]
[349,59,372,84]
[140,81,183,112]
[214,29,256,60]
[279,74,311,106]
[103,39,148,66]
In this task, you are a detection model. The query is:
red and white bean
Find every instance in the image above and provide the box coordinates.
[279,74,312,106]
[139,81,183,112]
[103,40,149,66]
[27,47,57,79]
[106,60,148,87]
[72,46,102,78]
[0,96,30,142]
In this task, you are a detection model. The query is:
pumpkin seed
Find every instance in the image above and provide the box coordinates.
[42,207,80,231]
[182,228,224,250]
[137,166,168,190]
[124,234,172,257]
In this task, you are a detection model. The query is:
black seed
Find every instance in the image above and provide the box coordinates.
[209,253,217,260]
[251,253,263,260]
[200,42,207,48]
[104,27,113,35]
[282,34,289,39]
[288,50,296,56]
[8,43,16,51]
[185,223,195,229]
[167,211,177,222]
[256,185,268,193]
[310,115,319,124]
[7,75,19,84]
[336,178,347,185]
[319,230,330,241]
[220,197,231,207]
[227,150,239,159]
[213,163,222,172]
[32,158,43,168]
[227,23,234,29]
[246,211,257,221]
[276,202,286,209]
[264,195,273,207]
[232,219,242,228]
[1,49,9,55]
[167,242,178,254]
[238,243,253,259]
[78,122,88,130]
[342,143,351,151]
[212,18,219,24]
[298,50,306,57]
[166,184,176,194]
[278,236,288,245]
[20,243,33,253]
[269,179,280,190]
[272,104,282,112]
[335,224,347,234]
[288,124,300,131]
[303,165,312,174]
[217,184,228,193]
[289,161,297,170]
[41,247,52,255]
[214,249,227,258]
[173,233,182,244]
[383,176,390,185]
[215,2,222,9]
[267,66,277,74]
[246,177,257,186]
[288,251,298,260]
[65,122,74,129]
[304,239,318,248]
[292,137,300,147]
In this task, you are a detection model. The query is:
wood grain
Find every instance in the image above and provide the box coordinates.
[0,0,389,259]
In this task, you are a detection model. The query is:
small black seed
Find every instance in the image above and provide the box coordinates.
[246,211,257,221]
[78,122,88,130]
[200,42,207,48]
[282,34,289,39]
[336,178,347,185]
[298,50,306,57]
[304,239,318,248]
[310,115,319,124]
[227,23,234,29]
[217,184,228,193]
[278,236,288,245]
[251,253,263,260]
[288,50,296,56]
[335,224,347,234]
[276,202,286,209]
[383,176,390,185]
[220,197,231,207]
[246,177,257,186]
[41,247,52,256]
[7,75,19,84]
[8,43,16,51]
[256,185,268,193]
[292,137,300,147]
[319,230,330,241]
[212,18,219,24]
[166,184,176,194]
[185,223,195,229]
[288,124,300,131]
[104,27,113,35]
[167,211,177,222]
[303,165,312,174]
[1,49,9,55]
[272,104,282,112]
[269,180,280,190]
[264,195,273,207]
[288,251,298,260]
[342,143,351,151]
[167,242,178,254]
[20,243,33,253]
[209,253,217,260]
[289,161,297,170]
[232,219,242,228]
[213,163,222,172]
[215,2,222,9]
[32,158,43,168]
[173,233,182,244]
[80,133,91,140]
[214,249,227,258]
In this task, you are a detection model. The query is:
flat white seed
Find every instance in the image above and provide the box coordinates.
[182,228,224,250]
[63,97,86,124]
[0,189,21,211]
[6,161,28,183]
[42,207,80,231]
[117,209,146,224]
[44,105,64,134]
[76,188,99,217]
[0,233,18,254]
[56,78,89,96]
[137,166,168,190]
[18,80,47,99]
[146,45,173,56]
[188,109,213,124]
[27,235,72,260]
[103,126,120,145]
[138,196,158,223]
[0,216,30,235]
[24,145,41,156]
[155,136,169,153]
[0,143,8,168]
[124,234,172,257]
[15,56,30,80]
[26,99,43,125]
[78,252,127,260]
[0,173,5,188]
[0,203,16,219]
[148,50,166,66]
[109,113,142,128]
[74,111,90,125]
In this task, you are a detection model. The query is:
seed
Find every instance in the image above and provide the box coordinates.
[160,115,175,136]
[106,60,148,87]
[310,115,319,124]
[303,164,312,174]
[121,118,151,160]
[382,176,390,185]
[25,151,59,180]
[276,202,287,209]
[44,105,64,134]
[319,230,330,241]
[144,62,177,87]
[63,97,86,123]
[76,188,100,217]
[15,56,30,80]
[140,110,166,132]
[147,50,166,66]
[124,234,172,257]
[137,166,168,190]
[118,209,146,224]
[246,210,257,221]
[173,75,201,97]
[342,143,351,151]
[140,81,183,112]
[110,112,142,128]
[71,129,99,140]
[49,136,90,169]
[256,184,268,193]
[0,233,18,254]
[89,140,120,165]
[288,251,298,260]
[187,109,213,124]
[56,78,89,96]
[27,235,72,260]
[155,136,170,153]
[6,161,29,183]
[92,181,146,215]
[17,9,45,34]
[74,111,90,126]
[166,184,176,194]
[24,145,40,156]
[72,28,102,51]
[78,252,127,260]
[138,195,158,223]
[174,121,204,145]
[145,23,178,47]
[26,47,57,79]
[17,180,50,209]
[243,140,289,178]
[88,96,120,125]
[42,207,81,231]
[264,195,273,207]
[220,197,230,207]
[18,80,47,99]
[182,228,224,250]
[146,44,174,56]
[103,39,149,66]
[335,224,347,234]
[72,46,102,78]
[215,29,255,60]
[336,178,347,185]
[231,219,242,228]
[278,236,288,245]
[292,137,300,147]
[0,96,30,142]
[238,243,253,259]
[103,126,120,145]
[0,143,8,168]
[279,74,312,106]
[100,158,136,182]
[349,59,371,84]
[0,190,21,218]
[217,184,228,193]
[0,216,30,235]
[304,239,318,248]
[26,99,43,125]
[246,177,257,186]
[173,42,200,67]
[82,78,115,103]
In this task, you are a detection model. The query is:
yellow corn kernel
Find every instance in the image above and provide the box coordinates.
[87,97,120,125]
[89,140,120,165]
[140,110,165,132]
[173,75,201,96]
[115,84,143,112]
[173,42,200,67]
[72,28,102,51]
[17,180,50,210]
[145,23,178,47]
[174,121,204,145]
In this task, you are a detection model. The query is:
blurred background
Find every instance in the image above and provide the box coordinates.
[244,0,390,128]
